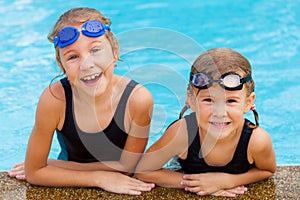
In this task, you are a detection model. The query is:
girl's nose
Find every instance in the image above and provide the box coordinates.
[80,54,95,70]
[212,103,226,117]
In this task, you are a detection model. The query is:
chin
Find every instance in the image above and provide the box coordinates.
[207,127,232,140]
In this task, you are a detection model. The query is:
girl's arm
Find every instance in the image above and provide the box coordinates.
[137,168,185,188]
[181,127,276,196]
[136,119,189,188]
[25,85,153,195]
[25,85,96,186]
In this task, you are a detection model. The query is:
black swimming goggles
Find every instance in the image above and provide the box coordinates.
[190,72,252,91]
[54,20,110,48]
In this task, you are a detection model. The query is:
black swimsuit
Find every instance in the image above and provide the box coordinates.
[178,112,255,174]
[56,77,138,162]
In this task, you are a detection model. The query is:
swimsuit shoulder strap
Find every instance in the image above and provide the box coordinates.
[114,80,139,132]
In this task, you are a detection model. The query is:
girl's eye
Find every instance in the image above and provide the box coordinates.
[67,55,78,60]
[91,47,101,54]
[227,99,237,103]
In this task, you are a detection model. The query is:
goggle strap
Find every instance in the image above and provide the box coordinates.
[189,72,193,81]
[54,37,58,48]
[241,75,252,83]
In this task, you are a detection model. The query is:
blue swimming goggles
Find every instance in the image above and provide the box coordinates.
[190,72,252,91]
[54,20,110,48]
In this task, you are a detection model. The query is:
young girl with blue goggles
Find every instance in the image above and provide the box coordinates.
[8,7,154,195]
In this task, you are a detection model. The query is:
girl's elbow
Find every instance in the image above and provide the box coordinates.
[270,167,276,175]
[25,171,37,185]
[269,161,277,174]
[260,164,276,177]
[264,167,276,179]
[25,168,41,185]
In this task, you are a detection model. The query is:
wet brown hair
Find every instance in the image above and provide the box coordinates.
[187,48,259,128]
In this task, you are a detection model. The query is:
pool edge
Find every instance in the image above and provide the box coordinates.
[0,165,299,199]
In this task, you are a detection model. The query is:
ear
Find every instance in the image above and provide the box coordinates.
[56,51,66,74]
[244,92,256,113]
[57,61,66,74]
[186,89,196,112]
[112,39,120,62]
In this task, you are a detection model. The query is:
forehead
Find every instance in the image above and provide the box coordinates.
[195,84,247,98]
[58,34,109,58]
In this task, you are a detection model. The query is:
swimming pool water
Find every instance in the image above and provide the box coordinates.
[0,0,299,170]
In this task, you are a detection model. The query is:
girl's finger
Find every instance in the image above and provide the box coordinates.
[16,174,26,180]
[13,162,25,168]
[226,186,247,194]
[182,174,197,180]
[185,186,201,193]
[181,180,199,187]
[212,190,236,197]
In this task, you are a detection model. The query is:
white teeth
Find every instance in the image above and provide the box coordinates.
[211,122,228,126]
[82,73,101,81]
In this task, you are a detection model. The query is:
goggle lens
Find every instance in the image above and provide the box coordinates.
[192,73,210,87]
[82,20,110,37]
[54,20,110,48]
[190,72,251,91]
[222,74,241,88]
[54,27,79,48]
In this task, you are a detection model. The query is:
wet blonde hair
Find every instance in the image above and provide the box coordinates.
[48,7,119,99]
[48,7,119,69]
[186,48,259,128]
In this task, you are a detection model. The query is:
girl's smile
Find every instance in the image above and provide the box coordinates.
[209,121,231,128]
[192,84,249,140]
[80,72,103,87]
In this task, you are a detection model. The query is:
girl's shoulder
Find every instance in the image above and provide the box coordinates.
[113,75,152,97]
[248,126,276,172]
[38,80,66,111]
[248,126,274,159]
[114,76,154,129]
[161,118,190,157]
[34,80,66,131]
[146,117,188,157]
[164,117,189,143]
[118,76,153,109]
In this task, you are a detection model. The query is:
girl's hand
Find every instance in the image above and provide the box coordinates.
[93,171,155,195]
[211,186,247,197]
[8,162,26,180]
[181,172,233,195]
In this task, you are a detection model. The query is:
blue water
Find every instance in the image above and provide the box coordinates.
[0,0,299,170]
